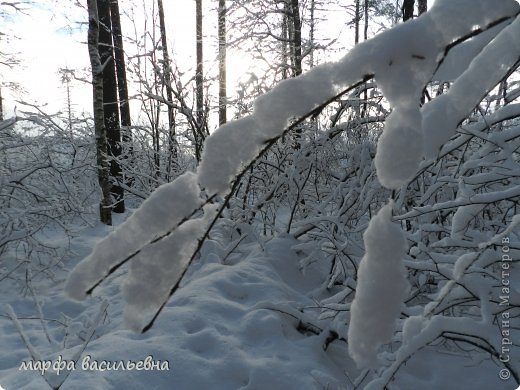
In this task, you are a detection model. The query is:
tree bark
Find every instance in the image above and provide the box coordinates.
[281,1,289,80]
[157,0,177,176]
[218,0,227,125]
[109,0,131,141]
[87,0,112,225]
[364,0,369,41]
[97,0,124,213]
[290,0,302,76]
[0,87,3,121]
[195,0,205,161]
[109,0,133,188]
[355,0,360,44]
[418,0,427,15]
[309,0,315,68]
[402,0,415,21]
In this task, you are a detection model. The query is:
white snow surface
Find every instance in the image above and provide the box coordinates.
[1,219,516,390]
[347,202,409,369]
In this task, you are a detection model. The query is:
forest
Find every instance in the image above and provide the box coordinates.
[1,0,519,389]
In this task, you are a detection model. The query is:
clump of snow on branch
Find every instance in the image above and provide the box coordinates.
[423,14,520,159]
[451,204,485,240]
[65,172,202,301]
[347,202,409,369]
[374,106,423,189]
[198,64,337,195]
[123,204,217,332]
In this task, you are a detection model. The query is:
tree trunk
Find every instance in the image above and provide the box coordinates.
[110,0,133,187]
[418,0,427,15]
[364,0,369,41]
[110,0,131,142]
[402,0,415,21]
[97,0,124,213]
[309,0,315,68]
[281,2,289,80]
[218,0,227,126]
[355,0,360,44]
[195,0,205,161]
[157,0,177,177]
[87,0,112,225]
[0,87,4,121]
[290,0,302,76]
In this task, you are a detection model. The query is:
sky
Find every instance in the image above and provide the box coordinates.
[0,0,408,129]
[1,0,275,121]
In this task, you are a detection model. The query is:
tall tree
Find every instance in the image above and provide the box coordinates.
[418,0,427,15]
[281,1,289,80]
[157,0,177,175]
[309,0,315,68]
[195,0,205,160]
[290,0,302,76]
[402,0,415,21]
[87,0,112,225]
[364,0,369,40]
[97,0,124,213]
[58,68,74,135]
[0,87,3,121]
[109,0,131,144]
[355,0,360,44]
[218,0,227,125]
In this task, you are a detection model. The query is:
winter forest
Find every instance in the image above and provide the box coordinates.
[1,0,519,389]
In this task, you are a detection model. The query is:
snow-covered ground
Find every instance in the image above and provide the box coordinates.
[0,215,516,390]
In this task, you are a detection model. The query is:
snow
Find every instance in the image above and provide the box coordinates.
[347,202,409,369]
[65,172,202,302]
[451,204,485,240]
[374,106,423,189]
[453,252,479,281]
[422,14,520,159]
[122,204,217,332]
[198,64,337,195]
[433,20,511,82]
[3,219,517,390]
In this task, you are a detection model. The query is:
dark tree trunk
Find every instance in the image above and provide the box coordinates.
[157,0,177,177]
[195,0,205,161]
[281,1,289,80]
[364,0,369,40]
[355,0,360,44]
[218,0,227,125]
[87,0,112,225]
[309,0,315,68]
[97,0,124,213]
[109,0,133,188]
[290,0,302,76]
[418,0,427,15]
[0,87,3,121]
[109,0,131,142]
[402,0,415,21]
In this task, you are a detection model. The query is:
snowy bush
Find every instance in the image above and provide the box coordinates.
[0,111,98,284]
